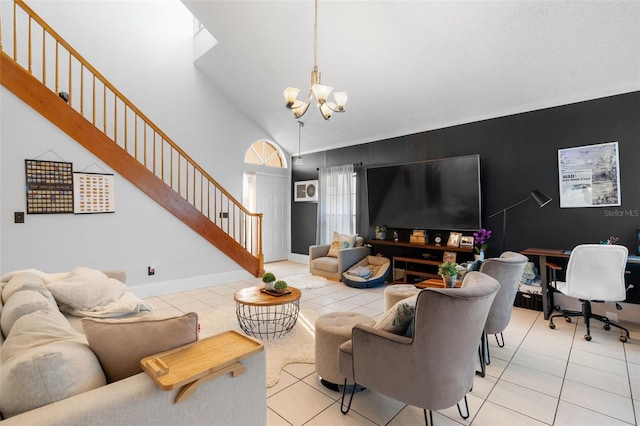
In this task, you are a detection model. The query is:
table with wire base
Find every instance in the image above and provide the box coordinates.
[233,286,301,340]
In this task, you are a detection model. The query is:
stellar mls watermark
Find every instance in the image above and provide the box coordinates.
[603,209,639,217]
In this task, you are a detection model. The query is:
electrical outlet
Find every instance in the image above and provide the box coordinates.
[605,311,618,322]
[14,212,25,223]
[148,265,155,276]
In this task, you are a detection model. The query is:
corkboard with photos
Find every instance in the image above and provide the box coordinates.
[25,159,74,214]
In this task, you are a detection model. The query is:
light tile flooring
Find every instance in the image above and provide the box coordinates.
[144,261,640,426]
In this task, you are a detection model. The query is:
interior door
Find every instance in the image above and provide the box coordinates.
[256,173,288,262]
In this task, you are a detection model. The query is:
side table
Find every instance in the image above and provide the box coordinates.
[415,278,462,289]
[233,286,301,339]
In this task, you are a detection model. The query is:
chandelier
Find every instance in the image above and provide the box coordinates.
[282,0,347,120]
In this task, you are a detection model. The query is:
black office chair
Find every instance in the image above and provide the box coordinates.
[547,244,630,342]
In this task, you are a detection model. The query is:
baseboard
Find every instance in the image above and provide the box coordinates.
[129,269,253,298]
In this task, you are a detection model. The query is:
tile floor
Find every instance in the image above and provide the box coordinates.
[144,261,640,426]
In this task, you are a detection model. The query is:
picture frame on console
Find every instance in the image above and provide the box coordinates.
[460,236,474,248]
[443,251,457,263]
[447,232,462,247]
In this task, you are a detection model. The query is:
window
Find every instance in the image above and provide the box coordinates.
[317,164,357,244]
[244,140,283,168]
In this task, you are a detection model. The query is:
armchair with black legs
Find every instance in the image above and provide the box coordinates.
[547,244,631,342]
[337,272,500,426]
[477,251,529,377]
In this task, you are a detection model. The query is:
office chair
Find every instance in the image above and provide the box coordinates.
[547,244,630,342]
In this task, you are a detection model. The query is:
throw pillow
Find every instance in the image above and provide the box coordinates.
[82,312,199,382]
[374,295,417,335]
[327,232,357,257]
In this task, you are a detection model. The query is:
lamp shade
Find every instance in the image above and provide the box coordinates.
[312,83,333,103]
[531,190,552,207]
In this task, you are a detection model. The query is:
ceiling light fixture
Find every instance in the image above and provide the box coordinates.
[294,121,304,165]
[283,0,347,120]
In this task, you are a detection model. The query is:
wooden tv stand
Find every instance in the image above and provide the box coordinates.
[367,239,474,284]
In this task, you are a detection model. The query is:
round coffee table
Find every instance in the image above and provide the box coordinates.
[233,286,301,340]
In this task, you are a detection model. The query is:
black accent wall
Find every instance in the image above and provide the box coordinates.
[291,91,640,258]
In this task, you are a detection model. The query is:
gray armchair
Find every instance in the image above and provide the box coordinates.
[338,271,500,424]
[309,237,369,281]
[477,251,528,376]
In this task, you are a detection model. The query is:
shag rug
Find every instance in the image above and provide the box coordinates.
[198,306,319,387]
[278,273,336,291]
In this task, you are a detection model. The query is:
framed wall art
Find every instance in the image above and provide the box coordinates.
[25,159,74,214]
[294,180,318,202]
[558,141,620,208]
[73,172,115,213]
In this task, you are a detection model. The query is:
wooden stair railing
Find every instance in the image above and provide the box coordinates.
[0,0,263,276]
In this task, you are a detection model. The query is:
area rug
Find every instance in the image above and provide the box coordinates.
[198,306,319,387]
[277,273,334,291]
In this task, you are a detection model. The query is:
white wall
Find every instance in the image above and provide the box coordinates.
[0,0,281,295]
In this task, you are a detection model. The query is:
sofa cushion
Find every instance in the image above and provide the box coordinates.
[1,290,57,337]
[310,256,339,273]
[327,232,357,257]
[1,310,85,363]
[0,340,106,418]
[1,272,56,306]
[82,312,199,382]
[374,295,417,335]
[47,267,127,311]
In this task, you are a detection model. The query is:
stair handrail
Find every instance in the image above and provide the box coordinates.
[1,0,263,263]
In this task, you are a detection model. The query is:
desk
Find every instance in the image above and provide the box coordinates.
[521,248,640,319]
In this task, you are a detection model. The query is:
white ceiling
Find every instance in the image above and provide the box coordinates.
[182,1,640,158]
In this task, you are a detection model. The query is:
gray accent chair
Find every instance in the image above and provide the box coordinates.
[338,271,500,425]
[477,251,528,376]
[309,237,370,281]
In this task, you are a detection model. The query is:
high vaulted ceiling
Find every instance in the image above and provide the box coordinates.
[182,1,640,158]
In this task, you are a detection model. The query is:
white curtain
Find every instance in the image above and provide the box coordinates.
[316,164,356,244]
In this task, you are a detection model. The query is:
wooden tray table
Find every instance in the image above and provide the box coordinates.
[140,330,263,403]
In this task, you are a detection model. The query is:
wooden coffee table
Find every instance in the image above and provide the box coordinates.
[415,278,462,289]
[233,286,301,339]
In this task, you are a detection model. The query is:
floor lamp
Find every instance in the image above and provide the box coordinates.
[488,189,552,252]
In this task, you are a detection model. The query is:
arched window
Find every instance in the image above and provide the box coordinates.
[244,140,284,168]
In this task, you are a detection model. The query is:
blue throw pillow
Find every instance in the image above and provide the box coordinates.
[403,318,415,338]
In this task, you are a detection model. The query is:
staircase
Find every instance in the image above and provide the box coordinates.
[0,0,264,277]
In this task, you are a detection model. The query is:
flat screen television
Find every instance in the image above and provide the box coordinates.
[366,155,482,231]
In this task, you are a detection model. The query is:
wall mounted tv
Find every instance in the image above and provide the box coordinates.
[366,155,482,231]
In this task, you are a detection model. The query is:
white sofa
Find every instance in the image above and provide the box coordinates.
[0,270,266,425]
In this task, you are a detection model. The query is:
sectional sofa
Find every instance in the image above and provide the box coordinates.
[0,269,266,425]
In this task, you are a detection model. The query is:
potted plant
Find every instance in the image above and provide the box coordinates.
[274,280,288,294]
[375,225,387,240]
[438,261,458,287]
[262,272,276,291]
[472,228,492,261]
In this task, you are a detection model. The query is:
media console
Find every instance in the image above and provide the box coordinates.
[366,239,474,283]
